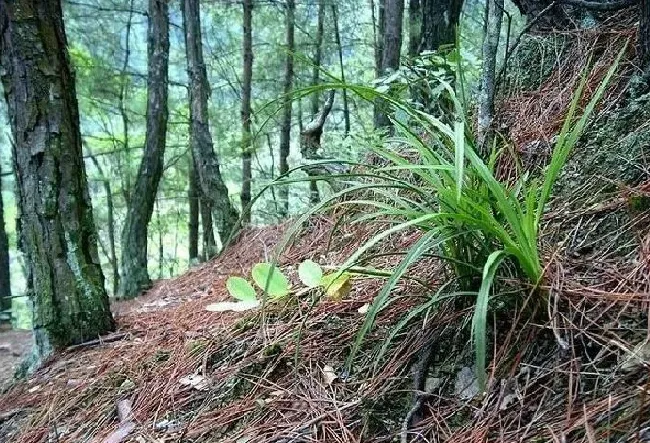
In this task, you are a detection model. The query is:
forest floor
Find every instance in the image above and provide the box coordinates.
[0,330,32,388]
[0,212,648,442]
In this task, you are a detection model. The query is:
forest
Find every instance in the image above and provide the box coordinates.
[0,0,649,441]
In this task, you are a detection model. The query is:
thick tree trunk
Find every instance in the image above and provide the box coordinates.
[120,0,170,299]
[0,0,114,358]
[181,0,239,243]
[374,0,404,129]
[409,0,422,57]
[332,4,351,135]
[477,0,504,150]
[240,0,253,223]
[188,160,199,262]
[0,161,11,329]
[278,0,295,217]
[420,0,463,52]
[311,0,325,118]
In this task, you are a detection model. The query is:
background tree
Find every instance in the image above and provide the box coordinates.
[0,0,114,357]
[120,0,170,299]
[181,0,239,245]
[419,0,464,52]
[374,0,404,129]
[241,0,254,223]
[0,160,10,329]
[278,0,296,217]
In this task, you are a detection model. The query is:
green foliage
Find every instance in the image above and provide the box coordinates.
[251,263,291,298]
[226,276,258,302]
[278,45,625,390]
[298,259,323,288]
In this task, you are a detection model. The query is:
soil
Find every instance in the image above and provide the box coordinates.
[0,330,32,389]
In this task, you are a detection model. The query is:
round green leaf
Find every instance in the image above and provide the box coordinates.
[226,277,257,302]
[298,260,323,288]
[251,263,290,298]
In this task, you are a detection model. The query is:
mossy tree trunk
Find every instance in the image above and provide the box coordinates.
[120,0,170,299]
[181,0,239,243]
[0,161,11,329]
[0,0,114,358]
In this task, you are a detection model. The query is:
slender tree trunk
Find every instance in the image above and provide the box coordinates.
[117,0,135,206]
[641,0,650,76]
[188,159,199,262]
[0,161,11,329]
[311,0,325,118]
[200,195,216,260]
[120,0,170,299]
[374,0,404,130]
[409,0,422,57]
[420,0,464,52]
[278,0,295,217]
[477,0,504,151]
[241,0,254,223]
[181,0,239,243]
[0,0,114,359]
[88,153,119,296]
[332,4,351,135]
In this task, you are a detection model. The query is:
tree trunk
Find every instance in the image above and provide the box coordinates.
[332,4,351,135]
[87,152,119,296]
[181,0,239,243]
[188,159,199,262]
[0,161,11,329]
[200,195,216,260]
[420,0,463,52]
[240,0,253,224]
[641,0,650,75]
[120,0,169,299]
[0,0,114,359]
[301,90,335,204]
[311,0,325,118]
[278,0,295,217]
[374,0,404,130]
[477,0,504,151]
[409,0,422,57]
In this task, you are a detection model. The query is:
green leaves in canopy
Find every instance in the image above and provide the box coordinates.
[225,277,257,302]
[252,263,290,298]
[298,260,323,288]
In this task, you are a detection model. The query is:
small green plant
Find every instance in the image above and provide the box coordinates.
[206,260,353,312]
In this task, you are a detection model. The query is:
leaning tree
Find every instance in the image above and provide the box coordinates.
[0,0,114,359]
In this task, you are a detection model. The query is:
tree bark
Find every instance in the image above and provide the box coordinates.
[374,0,404,130]
[420,0,463,52]
[240,0,254,223]
[641,0,650,75]
[181,0,239,242]
[120,0,170,299]
[477,0,504,150]
[0,161,11,329]
[0,0,114,358]
[311,0,325,118]
[278,0,295,217]
[409,0,422,57]
[87,152,119,297]
[188,159,199,262]
[332,4,351,135]
[200,195,216,259]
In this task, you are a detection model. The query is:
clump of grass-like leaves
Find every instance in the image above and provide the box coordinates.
[262,46,625,391]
